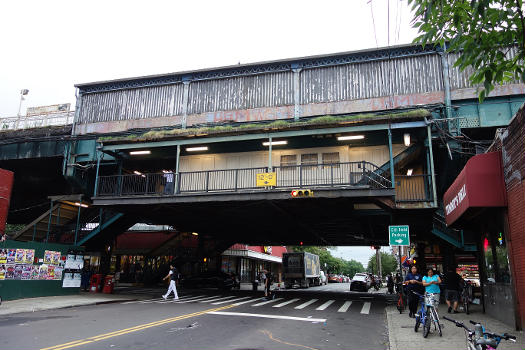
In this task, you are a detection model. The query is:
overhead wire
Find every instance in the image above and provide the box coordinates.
[368,0,379,47]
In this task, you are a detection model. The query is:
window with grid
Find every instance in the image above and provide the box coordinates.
[322,152,340,168]
[280,155,297,168]
[301,153,318,168]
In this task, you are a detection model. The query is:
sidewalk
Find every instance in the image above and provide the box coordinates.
[0,292,135,316]
[387,304,524,350]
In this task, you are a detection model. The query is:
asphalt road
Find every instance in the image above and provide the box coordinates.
[1,283,391,350]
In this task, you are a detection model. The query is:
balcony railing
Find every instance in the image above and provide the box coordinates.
[0,112,74,130]
[96,161,393,197]
[394,174,434,202]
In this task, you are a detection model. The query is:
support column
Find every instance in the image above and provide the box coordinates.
[181,79,191,129]
[93,150,102,197]
[74,203,82,246]
[46,200,53,243]
[175,144,181,193]
[292,66,302,121]
[427,125,438,207]
[440,44,455,134]
[388,128,395,188]
[268,137,273,171]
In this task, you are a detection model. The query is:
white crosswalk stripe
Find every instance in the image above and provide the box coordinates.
[252,298,283,306]
[360,302,371,314]
[272,298,300,308]
[212,296,253,305]
[338,301,352,312]
[200,295,237,303]
[233,298,265,306]
[294,299,318,309]
[316,300,335,310]
[176,295,222,304]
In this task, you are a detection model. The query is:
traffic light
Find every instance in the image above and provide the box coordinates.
[291,189,314,197]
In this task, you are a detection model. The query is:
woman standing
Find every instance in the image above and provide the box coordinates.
[422,268,441,310]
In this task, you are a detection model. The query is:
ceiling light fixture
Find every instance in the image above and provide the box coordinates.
[407,169,413,176]
[404,133,411,147]
[262,140,287,146]
[192,232,199,236]
[133,171,143,175]
[337,135,365,141]
[186,146,208,152]
[129,150,151,155]
[74,202,89,208]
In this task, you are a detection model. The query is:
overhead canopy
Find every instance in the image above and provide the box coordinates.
[443,152,507,226]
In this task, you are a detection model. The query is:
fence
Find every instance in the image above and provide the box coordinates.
[0,112,74,130]
[394,174,433,202]
[97,161,393,197]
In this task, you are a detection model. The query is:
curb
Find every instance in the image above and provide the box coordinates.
[0,298,138,316]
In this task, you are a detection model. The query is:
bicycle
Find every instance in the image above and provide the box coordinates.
[395,282,406,313]
[461,281,473,315]
[443,317,516,350]
[413,291,442,337]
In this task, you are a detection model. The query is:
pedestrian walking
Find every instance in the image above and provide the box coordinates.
[386,273,394,294]
[265,271,275,299]
[404,265,424,318]
[444,266,462,313]
[259,270,267,296]
[162,264,179,300]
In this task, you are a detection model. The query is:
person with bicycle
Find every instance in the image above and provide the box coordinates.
[405,265,424,318]
[422,268,441,310]
[444,266,462,314]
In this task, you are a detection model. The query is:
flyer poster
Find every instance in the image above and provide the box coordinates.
[0,264,5,280]
[6,264,15,279]
[24,249,35,264]
[74,255,84,270]
[47,265,55,280]
[0,249,7,264]
[14,264,23,279]
[7,249,16,263]
[43,251,53,264]
[39,264,48,280]
[15,249,25,263]
[21,265,32,280]
[31,265,39,280]
[62,272,74,287]
[51,251,61,265]
[54,266,63,280]
[73,273,81,287]
[65,254,75,269]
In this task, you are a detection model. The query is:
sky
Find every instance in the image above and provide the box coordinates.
[0,0,418,117]
[329,246,391,268]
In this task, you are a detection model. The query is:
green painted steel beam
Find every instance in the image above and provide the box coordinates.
[77,213,124,246]
[102,120,428,151]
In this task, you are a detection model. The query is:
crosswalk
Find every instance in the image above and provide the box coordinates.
[120,294,376,314]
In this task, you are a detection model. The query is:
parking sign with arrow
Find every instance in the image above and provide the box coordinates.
[389,225,410,246]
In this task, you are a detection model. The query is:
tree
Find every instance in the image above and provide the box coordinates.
[367,251,398,277]
[408,0,525,100]
[288,246,365,275]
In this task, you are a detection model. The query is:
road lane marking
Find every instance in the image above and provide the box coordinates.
[252,298,283,306]
[272,298,300,308]
[233,298,264,305]
[360,302,371,314]
[208,311,326,323]
[175,295,222,303]
[315,300,335,310]
[200,295,237,303]
[294,299,318,309]
[40,304,236,350]
[212,296,252,305]
[261,330,320,350]
[154,295,207,303]
[338,301,352,312]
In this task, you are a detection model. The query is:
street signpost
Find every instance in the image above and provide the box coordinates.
[256,172,276,187]
[389,225,410,281]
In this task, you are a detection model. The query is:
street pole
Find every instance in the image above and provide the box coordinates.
[376,247,382,280]
[398,246,403,280]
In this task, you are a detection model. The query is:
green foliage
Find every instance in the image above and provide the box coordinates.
[367,251,398,276]
[289,246,365,275]
[4,224,24,235]
[408,0,525,101]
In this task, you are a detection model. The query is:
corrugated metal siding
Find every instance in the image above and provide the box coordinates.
[448,47,521,90]
[78,84,184,124]
[300,54,443,104]
[187,71,293,115]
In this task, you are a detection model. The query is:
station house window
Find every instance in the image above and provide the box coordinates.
[322,152,340,168]
[280,155,297,168]
[301,153,318,169]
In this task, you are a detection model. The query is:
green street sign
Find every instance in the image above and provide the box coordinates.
[389,225,410,246]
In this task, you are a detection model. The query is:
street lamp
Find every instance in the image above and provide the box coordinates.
[16,89,29,129]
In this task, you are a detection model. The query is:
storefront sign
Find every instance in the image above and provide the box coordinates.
[445,184,467,217]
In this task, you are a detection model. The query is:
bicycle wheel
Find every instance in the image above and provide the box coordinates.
[432,307,442,337]
[423,309,431,338]
[397,295,403,313]
[414,311,421,332]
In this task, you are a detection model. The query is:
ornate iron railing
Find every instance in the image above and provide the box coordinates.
[96,161,393,197]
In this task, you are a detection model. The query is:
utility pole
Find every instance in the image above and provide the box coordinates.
[375,246,382,280]
[15,89,29,129]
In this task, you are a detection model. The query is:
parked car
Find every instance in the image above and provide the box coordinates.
[350,273,372,292]
[181,272,237,290]
[319,271,328,285]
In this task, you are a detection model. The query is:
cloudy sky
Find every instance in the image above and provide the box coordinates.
[0,0,418,117]
[330,246,391,268]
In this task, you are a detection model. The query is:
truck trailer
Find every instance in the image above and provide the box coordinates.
[282,252,321,288]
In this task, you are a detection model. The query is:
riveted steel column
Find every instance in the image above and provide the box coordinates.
[74,203,81,245]
[427,125,438,207]
[268,137,272,171]
[181,79,191,129]
[175,144,181,193]
[93,150,102,197]
[46,200,53,243]
[292,66,302,121]
[388,128,395,188]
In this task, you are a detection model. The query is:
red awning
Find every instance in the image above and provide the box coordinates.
[443,151,506,226]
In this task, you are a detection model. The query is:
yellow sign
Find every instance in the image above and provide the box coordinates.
[256,172,276,187]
